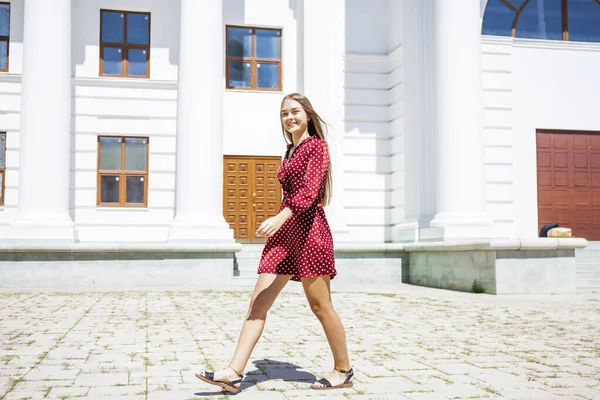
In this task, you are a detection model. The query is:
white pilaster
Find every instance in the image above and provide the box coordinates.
[428,0,493,239]
[168,0,234,242]
[9,0,75,242]
[302,0,349,239]
[393,0,438,242]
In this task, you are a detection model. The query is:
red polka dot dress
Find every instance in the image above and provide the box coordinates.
[257,136,336,282]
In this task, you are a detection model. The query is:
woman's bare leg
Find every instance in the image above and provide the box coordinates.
[301,276,352,388]
[197,273,291,385]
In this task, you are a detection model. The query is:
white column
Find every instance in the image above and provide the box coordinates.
[9,0,75,241]
[429,0,493,239]
[302,0,349,239]
[168,0,233,242]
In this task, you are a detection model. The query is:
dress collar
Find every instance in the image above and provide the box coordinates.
[287,135,314,150]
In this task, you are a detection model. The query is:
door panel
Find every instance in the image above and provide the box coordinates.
[223,156,282,242]
[536,131,600,240]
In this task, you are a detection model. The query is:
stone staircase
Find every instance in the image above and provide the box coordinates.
[576,241,600,293]
[232,244,264,287]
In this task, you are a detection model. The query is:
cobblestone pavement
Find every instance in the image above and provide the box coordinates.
[0,284,599,400]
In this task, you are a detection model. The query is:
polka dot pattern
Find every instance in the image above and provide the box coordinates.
[257,136,336,282]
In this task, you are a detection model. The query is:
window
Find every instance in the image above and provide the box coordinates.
[226,26,282,91]
[100,10,150,78]
[97,136,148,207]
[482,0,600,42]
[0,2,9,72]
[0,133,5,205]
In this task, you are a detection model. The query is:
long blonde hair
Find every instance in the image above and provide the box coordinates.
[280,93,332,206]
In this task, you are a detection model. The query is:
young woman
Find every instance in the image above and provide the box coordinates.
[195,93,353,394]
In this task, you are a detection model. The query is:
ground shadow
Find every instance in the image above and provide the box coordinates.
[193,358,316,396]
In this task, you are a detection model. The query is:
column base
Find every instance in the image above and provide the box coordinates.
[8,217,76,243]
[428,212,494,241]
[392,219,434,243]
[168,215,235,242]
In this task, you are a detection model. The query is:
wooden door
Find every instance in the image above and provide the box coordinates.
[537,130,600,240]
[223,156,282,242]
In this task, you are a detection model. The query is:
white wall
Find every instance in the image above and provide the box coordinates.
[345,0,388,54]
[223,0,298,157]
[482,36,600,238]
[481,38,516,238]
[342,0,398,242]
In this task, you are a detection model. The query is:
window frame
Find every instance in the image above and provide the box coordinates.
[225,25,282,92]
[0,132,5,206]
[0,2,10,72]
[97,136,149,208]
[484,0,600,42]
[99,9,151,79]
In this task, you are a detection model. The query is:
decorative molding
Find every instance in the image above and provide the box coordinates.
[483,35,600,52]
[73,77,178,90]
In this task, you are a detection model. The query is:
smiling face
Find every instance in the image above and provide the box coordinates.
[281,99,310,138]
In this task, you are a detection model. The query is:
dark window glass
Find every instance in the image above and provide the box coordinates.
[257,63,279,89]
[229,61,251,87]
[128,49,147,76]
[0,40,6,70]
[227,27,253,57]
[0,4,10,37]
[126,176,145,204]
[103,47,123,75]
[482,0,516,36]
[256,29,281,59]
[127,13,149,45]
[101,11,124,43]
[100,176,120,203]
[568,0,600,42]
[515,0,563,40]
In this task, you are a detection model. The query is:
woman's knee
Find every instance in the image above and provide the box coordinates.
[309,300,334,319]
[246,295,274,320]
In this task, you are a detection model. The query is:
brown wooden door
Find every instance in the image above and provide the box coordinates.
[223,156,282,242]
[537,130,600,240]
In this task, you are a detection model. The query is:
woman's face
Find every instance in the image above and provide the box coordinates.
[281,99,309,137]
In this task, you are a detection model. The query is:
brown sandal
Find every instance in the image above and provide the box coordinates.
[195,366,244,394]
[311,368,354,390]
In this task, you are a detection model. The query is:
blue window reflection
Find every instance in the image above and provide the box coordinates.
[227,27,252,57]
[128,49,147,76]
[0,41,7,70]
[482,0,515,36]
[257,63,279,89]
[127,13,149,45]
[516,0,562,40]
[256,29,281,59]
[229,62,251,87]
[568,0,600,42]
[0,4,9,37]
[103,47,122,75]
[101,11,124,43]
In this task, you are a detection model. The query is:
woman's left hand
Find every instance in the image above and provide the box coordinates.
[256,215,285,238]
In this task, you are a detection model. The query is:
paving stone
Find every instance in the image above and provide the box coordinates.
[0,288,598,400]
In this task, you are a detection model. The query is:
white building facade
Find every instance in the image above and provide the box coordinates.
[0,0,598,248]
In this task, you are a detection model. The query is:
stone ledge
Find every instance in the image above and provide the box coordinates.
[403,238,588,252]
[334,243,404,253]
[0,241,243,253]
